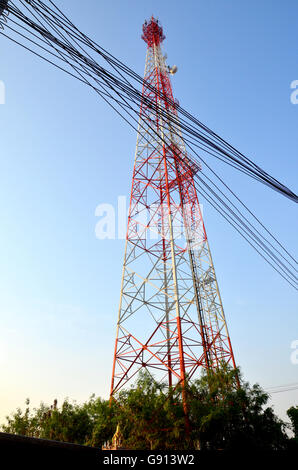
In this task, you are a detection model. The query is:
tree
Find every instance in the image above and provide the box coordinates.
[1,366,292,450]
[188,364,289,450]
[113,370,186,450]
[82,395,118,447]
[2,398,94,445]
[287,406,298,448]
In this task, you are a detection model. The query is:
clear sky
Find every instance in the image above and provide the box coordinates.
[0,0,297,425]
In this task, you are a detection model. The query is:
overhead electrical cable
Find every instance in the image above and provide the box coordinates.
[0,0,297,289]
[2,0,297,202]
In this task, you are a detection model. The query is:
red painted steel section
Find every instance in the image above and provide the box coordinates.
[110,17,237,409]
[142,16,165,47]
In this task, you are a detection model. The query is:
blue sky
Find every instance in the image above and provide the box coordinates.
[0,0,297,424]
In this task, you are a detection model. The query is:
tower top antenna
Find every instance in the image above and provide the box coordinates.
[142,16,165,47]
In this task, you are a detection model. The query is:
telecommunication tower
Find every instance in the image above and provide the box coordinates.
[110,17,237,410]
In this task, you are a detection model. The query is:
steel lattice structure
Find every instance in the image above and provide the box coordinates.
[110,17,237,404]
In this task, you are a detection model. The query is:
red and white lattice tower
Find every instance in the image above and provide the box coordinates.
[110,17,237,406]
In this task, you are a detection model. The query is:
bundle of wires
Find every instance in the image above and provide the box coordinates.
[0,0,297,289]
[266,382,298,394]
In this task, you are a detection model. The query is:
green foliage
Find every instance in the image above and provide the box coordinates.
[287,406,298,437]
[287,406,298,449]
[1,366,292,450]
[188,365,288,450]
[2,398,92,445]
[83,395,118,447]
[114,370,186,450]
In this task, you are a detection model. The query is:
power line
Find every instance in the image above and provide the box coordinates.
[266,383,298,394]
[2,0,297,202]
[0,0,297,289]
